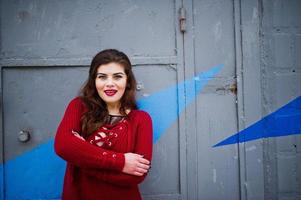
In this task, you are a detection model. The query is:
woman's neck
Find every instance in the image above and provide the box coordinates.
[107,103,121,115]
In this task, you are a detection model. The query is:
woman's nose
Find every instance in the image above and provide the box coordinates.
[105,78,114,87]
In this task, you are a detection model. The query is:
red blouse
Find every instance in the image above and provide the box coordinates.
[54,97,153,200]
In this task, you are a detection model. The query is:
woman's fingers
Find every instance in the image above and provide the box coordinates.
[138,163,150,170]
[122,153,151,176]
[133,171,144,176]
[74,134,85,141]
[138,157,150,165]
[71,131,85,141]
[136,165,148,173]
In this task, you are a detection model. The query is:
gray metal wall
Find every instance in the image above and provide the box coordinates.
[261,0,301,199]
[1,0,300,200]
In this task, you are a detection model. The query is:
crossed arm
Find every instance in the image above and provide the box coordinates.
[80,112,153,186]
[54,98,153,186]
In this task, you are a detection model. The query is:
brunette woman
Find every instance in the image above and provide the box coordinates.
[54,49,153,200]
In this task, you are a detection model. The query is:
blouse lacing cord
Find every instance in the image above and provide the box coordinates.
[89,117,127,148]
[90,129,118,147]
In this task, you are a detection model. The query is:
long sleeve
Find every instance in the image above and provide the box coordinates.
[82,111,153,186]
[54,97,125,171]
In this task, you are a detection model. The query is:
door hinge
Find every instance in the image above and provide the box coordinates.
[179,7,186,32]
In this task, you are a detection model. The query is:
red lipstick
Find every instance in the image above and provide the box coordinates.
[104,89,117,96]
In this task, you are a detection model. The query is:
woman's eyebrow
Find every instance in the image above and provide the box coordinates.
[96,72,125,76]
[96,73,107,76]
[113,72,125,75]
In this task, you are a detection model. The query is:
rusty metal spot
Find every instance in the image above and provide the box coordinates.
[229,83,237,94]
[215,82,237,95]
[18,10,30,22]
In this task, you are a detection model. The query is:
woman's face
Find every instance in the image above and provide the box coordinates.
[95,62,127,107]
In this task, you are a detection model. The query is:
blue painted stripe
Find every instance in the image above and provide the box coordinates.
[138,64,224,143]
[3,140,65,199]
[213,96,301,147]
[0,164,3,200]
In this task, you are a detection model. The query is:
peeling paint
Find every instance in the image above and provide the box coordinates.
[213,21,222,42]
[17,10,30,23]
[252,7,258,21]
[123,5,138,15]
[213,169,217,183]
[246,145,257,152]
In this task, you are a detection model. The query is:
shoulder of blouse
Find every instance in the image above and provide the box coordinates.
[129,109,152,123]
[67,96,87,112]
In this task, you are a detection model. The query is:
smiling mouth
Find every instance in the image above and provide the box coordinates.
[104,90,117,96]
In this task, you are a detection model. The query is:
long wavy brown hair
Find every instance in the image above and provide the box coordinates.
[79,49,137,137]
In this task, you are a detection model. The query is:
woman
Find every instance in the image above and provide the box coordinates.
[54,49,153,200]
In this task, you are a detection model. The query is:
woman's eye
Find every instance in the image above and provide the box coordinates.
[114,75,123,79]
[97,76,106,80]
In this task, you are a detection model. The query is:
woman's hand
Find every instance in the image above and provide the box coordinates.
[72,130,85,141]
[122,153,150,176]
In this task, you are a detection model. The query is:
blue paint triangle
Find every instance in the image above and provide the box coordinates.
[213,96,301,147]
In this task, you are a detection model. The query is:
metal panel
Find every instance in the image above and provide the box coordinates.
[2,67,87,199]
[240,0,265,199]
[1,0,176,61]
[261,0,301,199]
[134,65,181,197]
[2,67,87,160]
[186,0,240,199]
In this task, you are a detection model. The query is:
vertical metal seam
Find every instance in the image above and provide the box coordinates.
[234,0,248,199]
[0,1,5,196]
[181,2,189,200]
[175,0,188,199]
[258,0,278,199]
[178,0,189,199]
[190,0,199,197]
[232,0,242,199]
[1,67,5,200]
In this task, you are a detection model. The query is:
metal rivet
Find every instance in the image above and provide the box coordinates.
[102,152,107,156]
[136,82,144,91]
[114,133,118,137]
[18,130,31,143]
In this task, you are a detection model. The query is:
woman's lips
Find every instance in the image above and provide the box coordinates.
[104,89,117,96]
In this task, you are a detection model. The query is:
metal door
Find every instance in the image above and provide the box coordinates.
[183,0,240,199]
[1,67,88,199]
[0,0,186,199]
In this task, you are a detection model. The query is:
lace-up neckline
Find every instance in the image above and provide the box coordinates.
[106,114,126,125]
